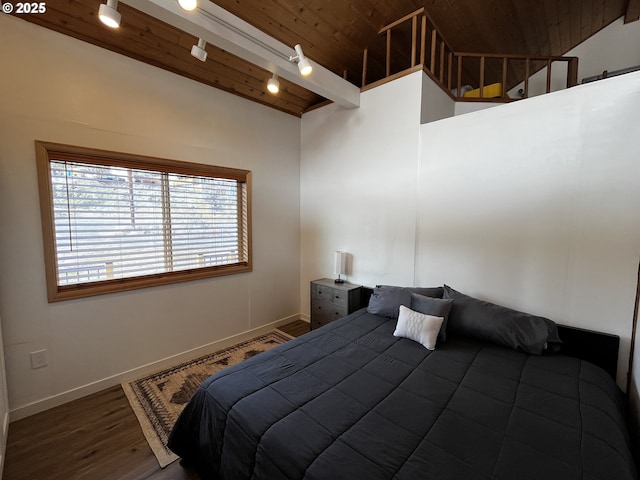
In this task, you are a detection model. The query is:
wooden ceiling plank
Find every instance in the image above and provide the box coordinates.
[508,0,543,55]
[581,0,594,41]
[62,0,184,44]
[105,0,321,110]
[363,0,418,27]
[341,0,395,31]
[556,0,572,53]
[291,0,394,78]
[543,0,561,54]
[123,0,360,108]
[274,0,399,79]
[430,0,476,52]
[268,0,378,79]
[22,1,210,69]
[568,0,582,47]
[18,5,316,114]
[213,0,366,76]
[592,0,606,31]
[526,0,551,55]
[213,0,389,86]
[625,0,640,23]
[15,0,631,117]
[504,0,540,54]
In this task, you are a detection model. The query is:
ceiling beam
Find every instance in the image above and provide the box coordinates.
[625,0,640,23]
[121,0,360,109]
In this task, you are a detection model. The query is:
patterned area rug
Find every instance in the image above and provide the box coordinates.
[122,330,293,467]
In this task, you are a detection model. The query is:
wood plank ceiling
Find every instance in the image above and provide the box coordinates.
[12,0,634,117]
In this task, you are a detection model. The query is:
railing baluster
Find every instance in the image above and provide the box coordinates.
[448,51,453,91]
[362,48,368,87]
[439,41,445,82]
[386,30,391,77]
[411,15,417,67]
[363,8,578,101]
[479,56,485,98]
[502,57,508,98]
[420,16,427,66]
[430,29,437,74]
[524,58,530,98]
[457,55,462,99]
[567,57,579,87]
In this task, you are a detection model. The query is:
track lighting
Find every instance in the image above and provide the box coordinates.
[267,74,280,94]
[178,0,198,11]
[191,38,207,62]
[99,0,121,29]
[289,44,313,76]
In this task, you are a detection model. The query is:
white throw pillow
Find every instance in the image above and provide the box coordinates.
[393,305,444,350]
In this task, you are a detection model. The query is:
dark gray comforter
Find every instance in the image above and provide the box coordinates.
[168,309,637,480]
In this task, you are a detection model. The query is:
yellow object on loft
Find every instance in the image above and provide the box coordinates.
[463,82,503,98]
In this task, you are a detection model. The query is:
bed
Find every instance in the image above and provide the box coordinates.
[168,285,637,480]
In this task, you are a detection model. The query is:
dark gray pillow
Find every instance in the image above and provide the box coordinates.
[443,285,562,355]
[410,293,453,343]
[367,285,443,319]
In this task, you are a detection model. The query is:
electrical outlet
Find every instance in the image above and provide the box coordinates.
[30,350,48,369]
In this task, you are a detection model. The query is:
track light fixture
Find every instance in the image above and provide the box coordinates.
[289,44,313,76]
[267,74,280,94]
[99,0,121,29]
[178,0,198,11]
[191,38,207,62]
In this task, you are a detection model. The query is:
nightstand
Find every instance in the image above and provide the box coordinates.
[310,278,363,330]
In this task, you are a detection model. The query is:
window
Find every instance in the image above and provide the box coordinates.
[35,142,252,302]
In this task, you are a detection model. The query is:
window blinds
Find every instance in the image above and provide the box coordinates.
[50,160,245,286]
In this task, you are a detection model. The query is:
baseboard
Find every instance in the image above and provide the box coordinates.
[300,313,310,322]
[9,314,302,421]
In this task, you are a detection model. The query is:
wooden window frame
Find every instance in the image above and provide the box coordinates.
[35,141,252,302]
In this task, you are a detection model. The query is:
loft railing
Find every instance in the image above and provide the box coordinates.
[362,8,579,101]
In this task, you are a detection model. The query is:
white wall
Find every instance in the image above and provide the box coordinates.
[301,68,640,390]
[418,72,640,387]
[300,72,433,313]
[509,17,640,98]
[300,71,455,309]
[0,16,301,418]
[421,74,454,124]
[454,102,499,116]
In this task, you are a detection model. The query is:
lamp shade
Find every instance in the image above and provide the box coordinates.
[99,0,121,28]
[297,57,313,76]
[333,251,347,276]
[292,44,313,76]
[178,0,198,11]
[267,74,280,94]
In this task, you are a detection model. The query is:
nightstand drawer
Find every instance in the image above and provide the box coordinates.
[311,283,348,306]
[311,300,347,328]
[310,278,363,330]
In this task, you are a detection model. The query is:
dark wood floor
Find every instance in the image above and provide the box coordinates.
[278,319,311,337]
[4,320,310,480]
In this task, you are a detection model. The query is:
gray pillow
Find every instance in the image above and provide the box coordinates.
[443,285,562,355]
[367,285,443,319]
[410,293,453,343]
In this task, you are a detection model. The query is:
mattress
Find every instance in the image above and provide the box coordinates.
[168,309,637,480]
